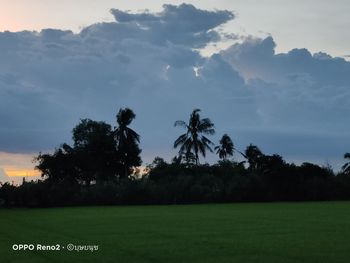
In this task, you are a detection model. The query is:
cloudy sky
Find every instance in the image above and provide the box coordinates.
[0,1,349,183]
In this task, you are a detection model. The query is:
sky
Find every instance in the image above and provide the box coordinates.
[0,1,350,183]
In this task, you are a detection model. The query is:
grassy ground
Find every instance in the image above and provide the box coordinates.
[1,202,350,263]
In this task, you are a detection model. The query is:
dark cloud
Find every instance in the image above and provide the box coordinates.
[0,4,349,167]
[110,3,234,48]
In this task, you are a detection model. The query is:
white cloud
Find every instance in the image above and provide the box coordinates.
[110,3,234,48]
[221,37,350,135]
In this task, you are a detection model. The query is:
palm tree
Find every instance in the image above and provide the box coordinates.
[215,134,234,160]
[342,153,350,175]
[244,144,263,171]
[115,108,141,178]
[174,109,215,165]
[115,108,140,146]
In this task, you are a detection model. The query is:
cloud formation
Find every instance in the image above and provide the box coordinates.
[0,4,349,168]
[221,36,350,133]
[110,3,234,48]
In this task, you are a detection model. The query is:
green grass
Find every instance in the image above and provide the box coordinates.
[1,202,350,263]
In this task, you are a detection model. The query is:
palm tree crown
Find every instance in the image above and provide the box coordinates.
[174,109,215,165]
[115,108,140,149]
[215,134,234,160]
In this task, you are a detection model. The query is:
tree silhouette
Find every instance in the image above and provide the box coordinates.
[215,134,234,160]
[174,109,215,165]
[35,143,77,183]
[36,119,118,185]
[115,108,142,178]
[342,153,350,175]
[72,119,118,184]
[244,144,264,171]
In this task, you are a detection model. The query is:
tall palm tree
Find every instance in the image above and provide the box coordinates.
[342,153,350,175]
[174,109,215,165]
[215,134,234,160]
[115,108,141,177]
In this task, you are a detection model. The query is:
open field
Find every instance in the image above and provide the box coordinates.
[1,202,350,263]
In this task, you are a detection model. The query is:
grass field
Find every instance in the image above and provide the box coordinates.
[1,202,350,263]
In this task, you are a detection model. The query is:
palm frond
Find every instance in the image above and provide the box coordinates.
[180,139,193,155]
[237,150,247,159]
[198,142,206,157]
[201,135,214,146]
[127,128,140,142]
[201,138,213,152]
[174,133,188,148]
[198,119,215,135]
[342,163,350,171]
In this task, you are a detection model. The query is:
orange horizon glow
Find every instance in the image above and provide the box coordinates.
[4,168,40,177]
[0,152,40,181]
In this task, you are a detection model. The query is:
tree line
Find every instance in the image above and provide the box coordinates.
[1,108,350,207]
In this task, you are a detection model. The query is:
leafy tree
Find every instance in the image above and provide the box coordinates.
[72,119,119,184]
[114,108,142,178]
[215,134,234,160]
[35,143,77,183]
[36,119,119,186]
[174,109,215,165]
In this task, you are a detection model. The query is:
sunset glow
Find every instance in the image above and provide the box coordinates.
[0,152,39,183]
[4,168,40,177]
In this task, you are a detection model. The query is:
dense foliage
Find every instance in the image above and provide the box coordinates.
[1,108,350,207]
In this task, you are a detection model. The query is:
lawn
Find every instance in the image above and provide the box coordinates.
[1,202,350,263]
